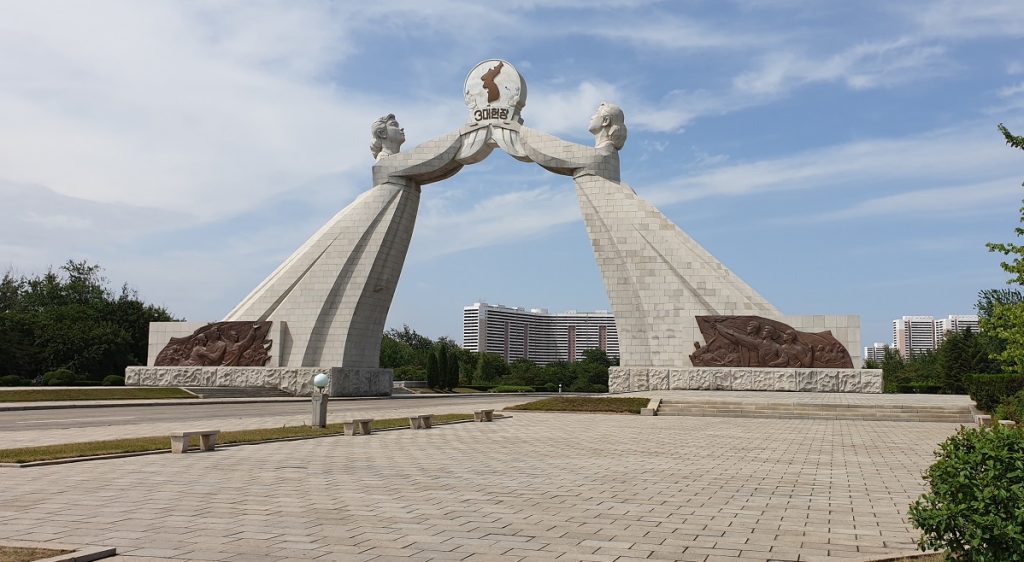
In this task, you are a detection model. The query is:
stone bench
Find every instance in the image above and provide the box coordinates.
[998,419,1017,427]
[474,409,494,422]
[343,418,373,436]
[409,414,434,429]
[170,430,220,454]
[976,414,992,427]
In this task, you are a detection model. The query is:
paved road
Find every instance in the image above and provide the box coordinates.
[1,412,960,561]
[0,395,535,447]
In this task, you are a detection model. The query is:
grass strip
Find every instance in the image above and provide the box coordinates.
[0,546,72,562]
[506,396,649,414]
[0,388,196,402]
[0,413,474,464]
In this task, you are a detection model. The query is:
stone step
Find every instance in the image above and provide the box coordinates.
[183,387,294,399]
[655,397,958,409]
[655,401,973,423]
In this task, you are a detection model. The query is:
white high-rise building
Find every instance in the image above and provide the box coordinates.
[864,342,889,363]
[463,302,619,365]
[892,316,937,357]
[892,314,981,357]
[935,315,980,344]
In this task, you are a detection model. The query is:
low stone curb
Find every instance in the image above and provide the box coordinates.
[503,409,640,415]
[0,392,573,411]
[0,415,509,468]
[0,540,115,561]
[851,550,944,561]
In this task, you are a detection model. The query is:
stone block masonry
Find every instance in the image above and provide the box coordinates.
[125,366,392,397]
[610,366,883,393]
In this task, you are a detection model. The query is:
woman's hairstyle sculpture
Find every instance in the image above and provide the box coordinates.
[597,102,628,150]
[370,113,396,159]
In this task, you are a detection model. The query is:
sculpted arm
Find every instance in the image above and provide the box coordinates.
[372,130,465,185]
[518,126,593,176]
[714,323,761,350]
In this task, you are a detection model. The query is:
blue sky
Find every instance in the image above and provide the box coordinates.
[2,0,1023,349]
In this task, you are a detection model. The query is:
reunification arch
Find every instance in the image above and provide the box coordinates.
[222,59,872,394]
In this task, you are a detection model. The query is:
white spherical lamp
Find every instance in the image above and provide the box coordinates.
[313,373,330,390]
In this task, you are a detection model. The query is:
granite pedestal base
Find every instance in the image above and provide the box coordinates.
[610,367,882,394]
[125,366,393,397]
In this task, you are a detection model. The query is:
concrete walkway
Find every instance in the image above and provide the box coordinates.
[0,411,958,561]
[0,397,534,448]
[621,390,974,407]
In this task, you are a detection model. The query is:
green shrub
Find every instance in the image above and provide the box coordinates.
[460,384,496,391]
[569,382,609,393]
[897,383,944,394]
[0,375,25,387]
[101,375,125,386]
[994,390,1024,424]
[909,425,1024,561]
[489,385,534,393]
[393,366,426,381]
[42,369,78,386]
[965,374,1024,411]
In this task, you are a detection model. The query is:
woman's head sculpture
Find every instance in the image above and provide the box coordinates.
[370,114,406,160]
[588,102,627,150]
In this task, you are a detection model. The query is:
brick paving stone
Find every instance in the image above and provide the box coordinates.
[1,411,962,561]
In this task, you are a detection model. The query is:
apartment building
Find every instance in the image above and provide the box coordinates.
[463,302,619,365]
[892,314,980,357]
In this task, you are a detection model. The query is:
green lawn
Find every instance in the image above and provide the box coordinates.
[0,388,196,402]
[0,413,475,464]
[506,396,649,414]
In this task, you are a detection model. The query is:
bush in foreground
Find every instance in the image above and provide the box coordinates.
[0,375,25,387]
[489,385,534,393]
[994,390,1024,424]
[909,425,1024,561]
[965,374,1024,411]
[42,368,78,386]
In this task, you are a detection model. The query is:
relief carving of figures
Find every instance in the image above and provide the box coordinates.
[156,321,273,367]
[690,316,852,368]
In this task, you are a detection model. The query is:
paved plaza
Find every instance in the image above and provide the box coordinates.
[0,406,960,562]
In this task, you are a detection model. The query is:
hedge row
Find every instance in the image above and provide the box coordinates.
[965,374,1024,412]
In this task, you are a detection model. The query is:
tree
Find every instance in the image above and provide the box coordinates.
[458,350,478,385]
[379,332,416,369]
[386,325,434,351]
[475,352,510,383]
[938,328,999,393]
[881,346,907,393]
[508,358,543,386]
[983,124,1024,373]
[435,345,449,391]
[0,261,174,382]
[425,351,439,389]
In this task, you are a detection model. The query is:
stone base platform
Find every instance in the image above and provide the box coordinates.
[610,366,882,394]
[125,366,393,397]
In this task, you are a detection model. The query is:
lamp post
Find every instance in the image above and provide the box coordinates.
[311,372,330,428]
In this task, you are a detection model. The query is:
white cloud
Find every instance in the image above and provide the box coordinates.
[999,83,1024,98]
[642,122,1024,208]
[524,81,622,137]
[733,38,949,96]
[0,2,465,221]
[907,1,1024,41]
[412,184,580,260]
[582,16,766,51]
[807,178,1020,222]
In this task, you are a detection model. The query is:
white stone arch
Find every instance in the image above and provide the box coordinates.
[223,115,809,377]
